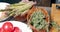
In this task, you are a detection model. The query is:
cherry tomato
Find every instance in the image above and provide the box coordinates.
[0,28,10,32]
[13,27,22,32]
[0,28,4,32]
[2,22,13,32]
[3,30,10,32]
[0,28,1,31]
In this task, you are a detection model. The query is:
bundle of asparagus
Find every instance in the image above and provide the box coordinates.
[9,1,35,17]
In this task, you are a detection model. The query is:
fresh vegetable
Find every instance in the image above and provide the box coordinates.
[9,2,35,16]
[29,9,49,32]
[0,1,34,21]
[0,28,4,32]
[0,22,22,32]
[10,2,27,9]
[51,21,60,32]
[2,22,13,32]
[13,27,22,32]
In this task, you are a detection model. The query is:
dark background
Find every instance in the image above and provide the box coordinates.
[0,0,21,4]
[0,0,56,7]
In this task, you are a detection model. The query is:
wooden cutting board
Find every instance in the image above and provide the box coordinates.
[50,4,60,32]
[51,4,60,25]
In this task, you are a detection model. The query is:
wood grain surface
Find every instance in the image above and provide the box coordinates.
[51,4,60,32]
[51,4,60,25]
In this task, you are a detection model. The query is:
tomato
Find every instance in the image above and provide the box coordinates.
[3,30,10,32]
[13,27,22,32]
[2,22,13,32]
[0,28,4,32]
[0,28,10,32]
[0,28,1,31]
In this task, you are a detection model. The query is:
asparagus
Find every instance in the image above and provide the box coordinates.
[9,2,34,16]
[14,2,34,16]
[10,2,27,9]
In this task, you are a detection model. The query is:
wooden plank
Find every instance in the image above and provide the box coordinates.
[51,4,60,25]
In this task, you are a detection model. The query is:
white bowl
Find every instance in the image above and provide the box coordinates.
[0,21,32,32]
[0,2,10,10]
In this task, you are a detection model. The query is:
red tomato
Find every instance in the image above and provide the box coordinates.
[2,22,13,32]
[3,30,10,32]
[13,27,22,32]
[0,28,1,31]
[0,28,10,32]
[0,28,4,32]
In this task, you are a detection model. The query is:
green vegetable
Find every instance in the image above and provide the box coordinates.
[51,21,60,31]
[10,2,27,9]
[0,1,34,22]
[29,10,49,32]
[9,2,33,16]
[14,2,33,16]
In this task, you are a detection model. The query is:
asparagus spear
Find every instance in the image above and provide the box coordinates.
[9,2,34,16]
[14,2,34,16]
[10,2,27,9]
